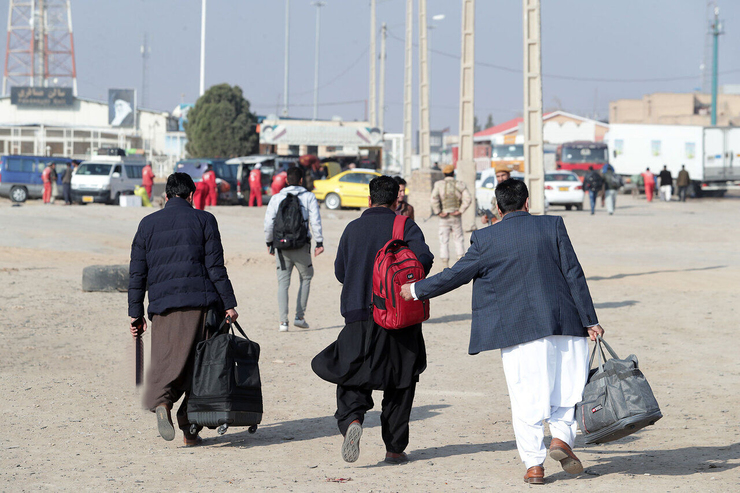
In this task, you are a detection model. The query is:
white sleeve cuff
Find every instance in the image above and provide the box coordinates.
[410,282,419,301]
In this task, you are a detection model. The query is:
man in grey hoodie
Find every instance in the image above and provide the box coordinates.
[264,166,324,332]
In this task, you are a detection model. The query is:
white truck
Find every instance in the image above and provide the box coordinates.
[605,124,740,197]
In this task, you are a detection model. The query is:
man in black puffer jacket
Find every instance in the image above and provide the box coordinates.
[128,172,238,446]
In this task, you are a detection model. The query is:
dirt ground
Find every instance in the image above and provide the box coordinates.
[1,191,739,492]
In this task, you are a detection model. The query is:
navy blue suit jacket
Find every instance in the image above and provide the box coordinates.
[414,211,597,353]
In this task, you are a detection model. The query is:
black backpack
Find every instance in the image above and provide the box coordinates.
[586,172,604,191]
[273,192,308,250]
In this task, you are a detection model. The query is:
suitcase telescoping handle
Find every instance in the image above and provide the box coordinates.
[218,316,250,341]
[588,334,620,371]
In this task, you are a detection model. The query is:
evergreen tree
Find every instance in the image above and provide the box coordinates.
[185,84,258,158]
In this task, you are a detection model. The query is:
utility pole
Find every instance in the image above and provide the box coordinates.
[312,1,326,120]
[379,22,387,131]
[418,0,431,169]
[282,0,290,116]
[199,0,206,96]
[141,33,151,108]
[710,6,723,126]
[523,0,545,215]
[403,0,413,177]
[369,0,377,127]
[459,0,476,232]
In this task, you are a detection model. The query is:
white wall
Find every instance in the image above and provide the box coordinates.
[543,120,598,144]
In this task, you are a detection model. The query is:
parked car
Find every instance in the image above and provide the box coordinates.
[312,169,381,210]
[174,158,238,205]
[0,155,73,202]
[475,168,524,211]
[225,155,281,205]
[71,158,145,204]
[544,171,584,210]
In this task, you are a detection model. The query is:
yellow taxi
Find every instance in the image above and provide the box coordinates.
[312,168,381,209]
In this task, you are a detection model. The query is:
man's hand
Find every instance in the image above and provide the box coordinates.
[130,317,147,337]
[439,212,449,218]
[315,246,324,257]
[267,245,275,256]
[451,211,462,216]
[225,308,239,323]
[400,283,414,301]
[587,324,604,341]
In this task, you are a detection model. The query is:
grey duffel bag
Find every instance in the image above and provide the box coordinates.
[576,336,662,444]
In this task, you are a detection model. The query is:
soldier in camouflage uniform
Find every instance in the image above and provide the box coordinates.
[430,165,472,269]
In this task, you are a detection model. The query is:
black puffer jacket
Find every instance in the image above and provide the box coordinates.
[128,197,237,319]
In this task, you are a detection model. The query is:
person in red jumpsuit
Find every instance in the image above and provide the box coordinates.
[248,163,263,207]
[142,163,156,200]
[641,168,656,202]
[193,180,208,210]
[202,164,218,207]
[271,168,288,195]
[41,163,54,204]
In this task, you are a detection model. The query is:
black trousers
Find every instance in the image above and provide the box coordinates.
[63,183,72,204]
[335,383,416,454]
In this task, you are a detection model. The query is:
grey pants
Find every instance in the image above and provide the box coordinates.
[276,244,314,323]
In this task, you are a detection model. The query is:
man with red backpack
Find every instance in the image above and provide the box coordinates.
[312,175,433,465]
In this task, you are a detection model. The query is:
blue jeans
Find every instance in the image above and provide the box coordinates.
[589,191,598,214]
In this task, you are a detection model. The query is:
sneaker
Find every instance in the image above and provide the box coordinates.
[341,421,362,463]
[155,404,175,441]
[279,323,289,332]
[293,318,309,329]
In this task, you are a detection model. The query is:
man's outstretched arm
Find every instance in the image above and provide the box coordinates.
[401,233,481,301]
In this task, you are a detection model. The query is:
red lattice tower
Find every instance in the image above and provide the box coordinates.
[3,0,77,96]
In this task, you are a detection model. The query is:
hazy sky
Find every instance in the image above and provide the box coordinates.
[2,0,739,134]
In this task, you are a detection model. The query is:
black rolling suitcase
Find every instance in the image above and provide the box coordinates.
[187,319,263,436]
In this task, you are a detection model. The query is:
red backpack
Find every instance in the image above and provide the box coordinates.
[372,215,430,329]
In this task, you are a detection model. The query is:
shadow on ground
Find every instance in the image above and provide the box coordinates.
[588,265,726,281]
[206,404,449,448]
[426,313,472,324]
[547,442,740,483]
[594,300,639,309]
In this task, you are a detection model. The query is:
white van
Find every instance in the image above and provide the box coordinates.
[71,157,145,204]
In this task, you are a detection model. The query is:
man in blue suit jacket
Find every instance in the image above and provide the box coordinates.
[401,179,604,485]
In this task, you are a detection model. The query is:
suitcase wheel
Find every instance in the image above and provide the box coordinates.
[248,425,257,434]
[217,424,229,435]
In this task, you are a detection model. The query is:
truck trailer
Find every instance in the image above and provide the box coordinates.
[606,124,740,197]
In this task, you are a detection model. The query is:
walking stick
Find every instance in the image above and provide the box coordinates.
[133,317,144,387]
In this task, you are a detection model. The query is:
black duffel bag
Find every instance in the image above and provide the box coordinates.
[187,319,263,435]
[575,336,662,444]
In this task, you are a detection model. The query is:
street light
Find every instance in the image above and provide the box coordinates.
[311,1,327,120]
[428,14,444,133]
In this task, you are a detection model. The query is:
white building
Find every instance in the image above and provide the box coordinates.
[0,95,176,165]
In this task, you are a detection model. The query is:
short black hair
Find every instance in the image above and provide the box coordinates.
[393,176,407,186]
[286,166,304,186]
[369,175,400,207]
[588,166,594,171]
[495,178,528,213]
[166,172,196,199]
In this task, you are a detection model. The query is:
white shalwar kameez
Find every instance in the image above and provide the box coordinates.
[500,335,589,469]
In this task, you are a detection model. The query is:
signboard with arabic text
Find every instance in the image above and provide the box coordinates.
[11,87,74,107]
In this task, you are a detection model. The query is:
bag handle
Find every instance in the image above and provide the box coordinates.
[218,316,250,341]
[588,334,619,371]
[392,214,408,241]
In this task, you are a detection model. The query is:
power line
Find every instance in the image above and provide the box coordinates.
[253,99,365,109]
[291,45,370,97]
[385,29,740,83]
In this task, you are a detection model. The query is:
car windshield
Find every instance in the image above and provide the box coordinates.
[492,144,523,159]
[546,173,579,182]
[76,163,112,176]
[560,146,608,164]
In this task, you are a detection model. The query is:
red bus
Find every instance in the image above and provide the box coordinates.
[556,141,609,179]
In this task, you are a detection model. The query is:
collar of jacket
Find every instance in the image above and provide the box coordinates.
[165,196,192,209]
[501,210,530,222]
[282,185,307,195]
[361,206,396,217]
